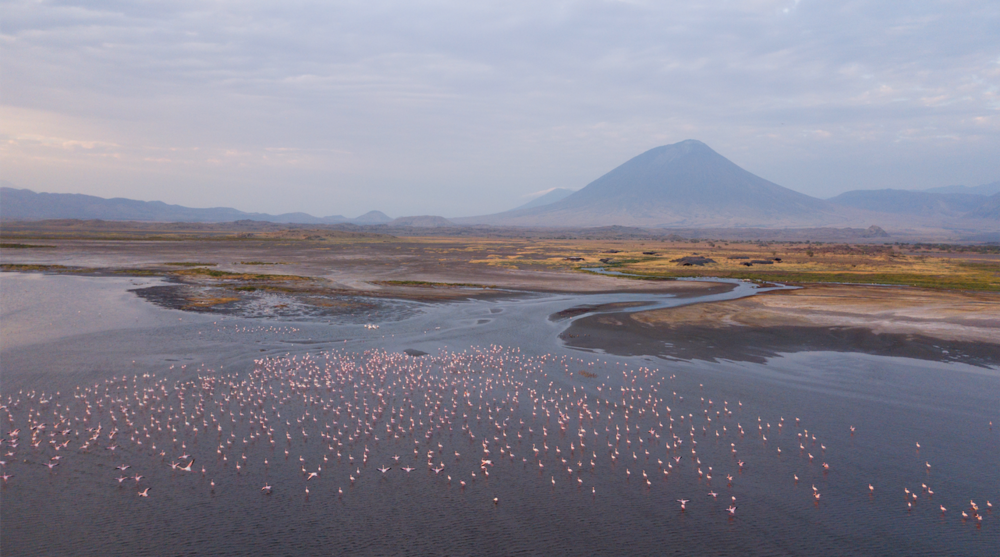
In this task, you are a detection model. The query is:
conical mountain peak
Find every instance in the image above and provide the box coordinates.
[460,140,845,228]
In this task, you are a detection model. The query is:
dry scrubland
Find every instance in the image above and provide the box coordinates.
[2,222,999,315]
[2,223,999,292]
[2,223,999,351]
[520,240,1000,292]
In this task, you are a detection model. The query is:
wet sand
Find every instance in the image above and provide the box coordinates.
[561,285,1000,366]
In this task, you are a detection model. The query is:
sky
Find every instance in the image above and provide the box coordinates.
[2,0,999,218]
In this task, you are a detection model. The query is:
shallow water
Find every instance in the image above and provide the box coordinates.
[1,273,998,556]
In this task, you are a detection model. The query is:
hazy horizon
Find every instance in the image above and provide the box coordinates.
[2,1,999,218]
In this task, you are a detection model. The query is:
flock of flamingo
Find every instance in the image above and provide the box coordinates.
[1,344,993,527]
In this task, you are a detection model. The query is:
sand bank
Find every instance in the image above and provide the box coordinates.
[561,285,1000,365]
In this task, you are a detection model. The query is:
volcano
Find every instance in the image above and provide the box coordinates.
[459,140,848,228]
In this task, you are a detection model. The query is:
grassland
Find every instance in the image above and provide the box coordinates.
[427,236,994,292]
[444,235,998,291]
[2,221,998,292]
[504,241,1000,292]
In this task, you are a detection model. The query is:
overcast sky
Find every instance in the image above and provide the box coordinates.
[2,0,998,218]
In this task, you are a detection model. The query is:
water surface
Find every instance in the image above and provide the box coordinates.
[1,274,997,556]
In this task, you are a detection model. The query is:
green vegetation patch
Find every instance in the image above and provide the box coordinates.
[958,261,1000,273]
[2,264,173,277]
[598,256,659,268]
[578,268,676,281]
[238,261,286,265]
[1,263,75,272]
[736,271,1000,291]
[375,280,496,289]
[580,267,1000,292]
[109,269,163,277]
[0,243,57,249]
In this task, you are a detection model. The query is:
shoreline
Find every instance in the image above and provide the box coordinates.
[5,237,999,367]
[0,260,736,312]
[560,284,1000,366]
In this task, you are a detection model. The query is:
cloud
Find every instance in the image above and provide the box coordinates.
[1,0,998,215]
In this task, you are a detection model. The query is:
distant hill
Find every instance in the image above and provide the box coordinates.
[0,186,387,224]
[924,181,1000,196]
[352,210,392,224]
[827,189,985,217]
[457,140,847,228]
[965,192,1000,220]
[387,215,454,228]
[512,188,576,211]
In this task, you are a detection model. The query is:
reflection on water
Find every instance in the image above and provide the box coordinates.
[1,274,997,556]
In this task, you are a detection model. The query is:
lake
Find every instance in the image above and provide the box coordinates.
[1,273,997,556]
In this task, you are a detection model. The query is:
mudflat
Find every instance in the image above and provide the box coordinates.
[561,285,1000,365]
[0,236,731,300]
[3,227,998,364]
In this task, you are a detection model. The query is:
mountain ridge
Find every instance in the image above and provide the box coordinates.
[6,142,999,231]
[964,192,1000,220]
[827,189,986,218]
[0,186,387,225]
[924,181,1000,196]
